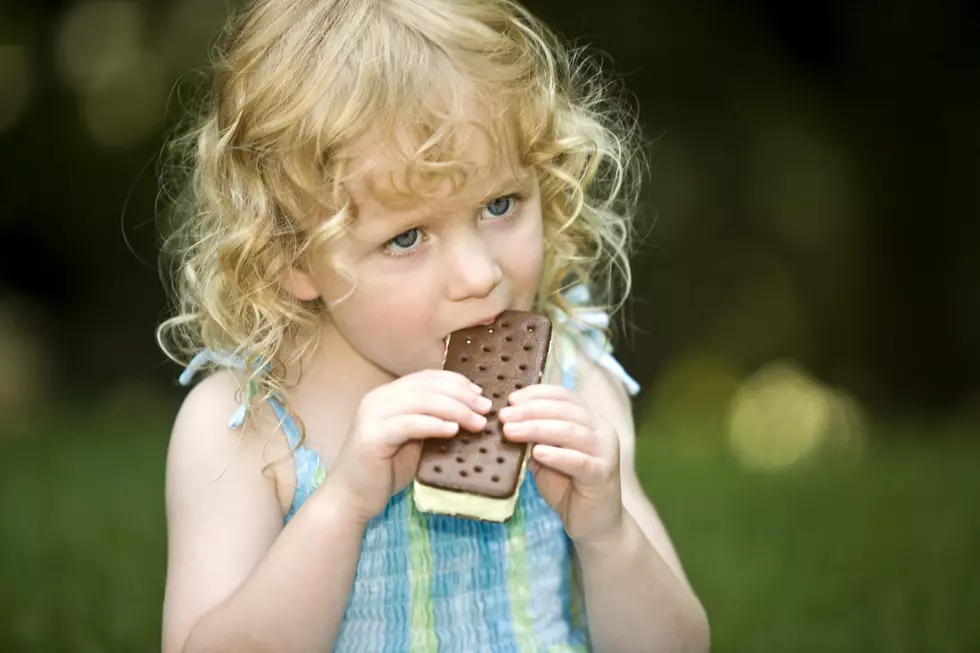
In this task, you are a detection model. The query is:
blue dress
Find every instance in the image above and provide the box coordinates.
[179,286,639,652]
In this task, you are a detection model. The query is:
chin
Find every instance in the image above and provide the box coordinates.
[388,346,448,377]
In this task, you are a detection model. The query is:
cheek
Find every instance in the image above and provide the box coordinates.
[330,271,441,353]
[334,275,434,331]
[310,250,446,372]
[505,241,543,284]
[499,210,544,291]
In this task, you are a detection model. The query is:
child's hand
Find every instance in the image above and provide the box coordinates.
[325,370,491,524]
[499,384,624,545]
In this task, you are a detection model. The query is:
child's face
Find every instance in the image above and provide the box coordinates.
[301,124,544,378]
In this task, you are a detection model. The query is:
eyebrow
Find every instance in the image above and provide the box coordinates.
[480,170,535,200]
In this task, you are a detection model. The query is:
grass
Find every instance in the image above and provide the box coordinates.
[638,423,980,652]
[1,397,978,652]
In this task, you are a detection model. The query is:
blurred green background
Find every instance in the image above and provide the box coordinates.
[1,0,978,651]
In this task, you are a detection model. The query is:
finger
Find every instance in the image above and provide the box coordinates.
[531,445,614,486]
[498,399,594,429]
[502,419,598,455]
[508,383,580,405]
[399,369,484,395]
[387,374,489,414]
[387,391,488,432]
[378,414,460,445]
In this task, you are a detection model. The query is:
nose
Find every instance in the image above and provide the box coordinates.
[444,228,502,301]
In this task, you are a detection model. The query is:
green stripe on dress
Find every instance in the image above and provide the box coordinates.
[506,501,542,652]
[407,491,438,653]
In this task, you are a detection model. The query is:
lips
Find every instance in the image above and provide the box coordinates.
[453,310,506,335]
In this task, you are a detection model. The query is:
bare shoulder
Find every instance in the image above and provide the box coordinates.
[166,370,292,498]
[162,370,292,653]
[167,370,247,479]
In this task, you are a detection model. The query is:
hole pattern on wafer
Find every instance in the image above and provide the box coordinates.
[417,311,551,499]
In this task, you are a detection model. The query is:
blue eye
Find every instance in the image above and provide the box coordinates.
[385,228,424,253]
[483,195,518,219]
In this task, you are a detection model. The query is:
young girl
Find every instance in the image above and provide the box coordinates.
[158,0,708,651]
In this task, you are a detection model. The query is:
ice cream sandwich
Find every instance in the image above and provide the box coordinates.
[413,310,553,522]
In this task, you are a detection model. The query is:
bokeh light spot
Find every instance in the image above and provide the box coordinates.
[81,51,167,147]
[0,296,53,427]
[644,350,742,437]
[56,1,143,94]
[824,387,868,463]
[727,360,831,470]
[0,45,31,133]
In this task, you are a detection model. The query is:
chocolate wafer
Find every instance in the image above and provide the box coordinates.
[413,310,552,522]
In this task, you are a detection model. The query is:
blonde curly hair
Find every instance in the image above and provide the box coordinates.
[157,0,647,407]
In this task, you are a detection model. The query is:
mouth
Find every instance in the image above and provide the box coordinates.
[447,310,507,339]
[465,310,506,330]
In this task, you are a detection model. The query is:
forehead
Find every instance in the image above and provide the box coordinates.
[343,117,532,221]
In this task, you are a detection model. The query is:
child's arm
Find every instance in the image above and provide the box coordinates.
[162,372,367,653]
[500,359,710,652]
[163,368,485,653]
[573,362,710,652]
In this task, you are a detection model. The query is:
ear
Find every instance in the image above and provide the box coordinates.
[282,267,321,301]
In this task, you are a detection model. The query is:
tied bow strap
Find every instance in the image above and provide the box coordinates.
[178,348,263,429]
[551,284,640,396]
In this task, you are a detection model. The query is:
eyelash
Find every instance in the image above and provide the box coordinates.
[380,193,526,259]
